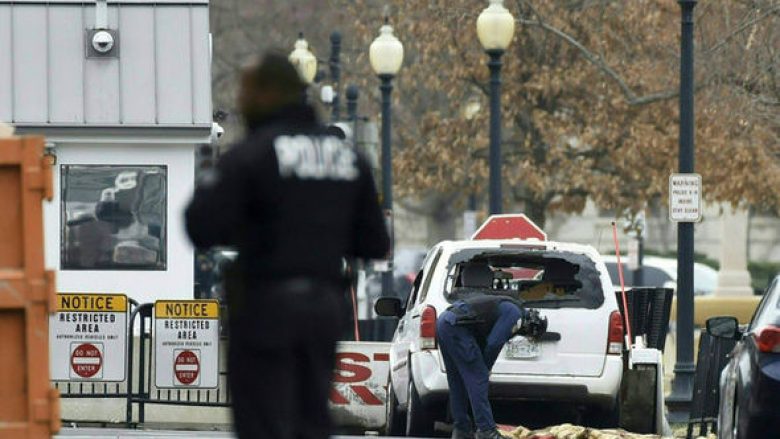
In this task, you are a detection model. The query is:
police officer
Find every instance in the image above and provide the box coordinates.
[437,263,547,439]
[185,53,389,439]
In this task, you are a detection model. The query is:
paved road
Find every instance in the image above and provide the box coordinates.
[56,428,403,438]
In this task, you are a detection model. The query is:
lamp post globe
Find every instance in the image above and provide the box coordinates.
[370,20,404,77]
[477,0,514,214]
[370,19,403,299]
[477,0,515,51]
[288,32,317,84]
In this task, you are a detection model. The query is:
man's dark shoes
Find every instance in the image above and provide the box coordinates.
[451,428,475,439]
[474,429,504,439]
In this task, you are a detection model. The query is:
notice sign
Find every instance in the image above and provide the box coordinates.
[669,173,702,222]
[154,300,219,388]
[49,293,128,381]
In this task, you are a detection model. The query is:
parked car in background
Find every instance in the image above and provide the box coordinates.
[376,239,623,436]
[710,275,780,439]
[601,255,718,296]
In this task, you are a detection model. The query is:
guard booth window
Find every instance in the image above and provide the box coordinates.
[61,165,167,270]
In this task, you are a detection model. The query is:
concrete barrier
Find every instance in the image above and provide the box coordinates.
[669,296,761,326]
[0,135,59,438]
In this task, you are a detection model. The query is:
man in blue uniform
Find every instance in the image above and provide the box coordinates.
[437,263,548,439]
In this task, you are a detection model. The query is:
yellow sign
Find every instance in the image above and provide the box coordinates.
[57,293,128,312]
[155,300,219,319]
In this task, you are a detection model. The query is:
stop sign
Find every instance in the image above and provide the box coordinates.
[471,214,547,241]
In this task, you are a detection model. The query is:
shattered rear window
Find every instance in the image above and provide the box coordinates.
[444,249,605,309]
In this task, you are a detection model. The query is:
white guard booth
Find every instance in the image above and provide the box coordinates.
[0,0,212,303]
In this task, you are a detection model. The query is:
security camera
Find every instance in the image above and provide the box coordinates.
[92,31,115,53]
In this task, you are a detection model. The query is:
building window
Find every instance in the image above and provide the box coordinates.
[61,165,167,270]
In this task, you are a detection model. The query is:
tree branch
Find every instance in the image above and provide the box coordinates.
[704,5,780,55]
[516,15,680,106]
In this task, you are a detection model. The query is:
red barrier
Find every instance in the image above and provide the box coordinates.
[0,136,60,438]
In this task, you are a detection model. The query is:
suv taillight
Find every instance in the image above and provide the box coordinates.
[607,311,624,355]
[755,326,780,353]
[420,306,437,350]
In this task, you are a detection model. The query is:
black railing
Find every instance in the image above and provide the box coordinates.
[53,300,233,426]
[54,298,140,404]
[686,333,737,438]
[125,302,232,424]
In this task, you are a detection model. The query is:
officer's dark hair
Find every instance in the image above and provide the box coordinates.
[246,52,307,98]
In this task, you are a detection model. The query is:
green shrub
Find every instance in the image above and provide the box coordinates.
[748,261,780,292]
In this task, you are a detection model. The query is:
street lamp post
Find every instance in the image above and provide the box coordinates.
[329,32,342,121]
[346,85,359,136]
[288,32,318,85]
[370,18,403,298]
[668,0,698,418]
[477,0,515,215]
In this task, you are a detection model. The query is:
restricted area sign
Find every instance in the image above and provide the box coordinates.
[472,214,547,241]
[49,293,128,381]
[669,173,702,222]
[154,300,219,388]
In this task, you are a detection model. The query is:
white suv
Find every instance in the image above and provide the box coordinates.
[375,239,624,436]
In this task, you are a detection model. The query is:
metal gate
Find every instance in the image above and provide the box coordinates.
[53,300,232,426]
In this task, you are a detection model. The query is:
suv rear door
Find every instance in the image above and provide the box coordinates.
[491,253,614,378]
[490,306,612,377]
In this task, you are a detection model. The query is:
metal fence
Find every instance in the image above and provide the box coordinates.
[53,299,140,406]
[125,302,232,424]
[52,300,394,426]
[686,333,737,438]
[53,300,233,426]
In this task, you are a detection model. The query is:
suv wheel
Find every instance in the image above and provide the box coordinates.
[406,374,434,436]
[385,379,405,436]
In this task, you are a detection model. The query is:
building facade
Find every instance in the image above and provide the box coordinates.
[1,0,212,303]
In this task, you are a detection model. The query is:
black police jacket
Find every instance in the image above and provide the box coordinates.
[185,104,390,286]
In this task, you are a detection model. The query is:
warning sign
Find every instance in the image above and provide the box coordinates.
[154,300,219,388]
[669,173,702,222]
[49,293,128,381]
